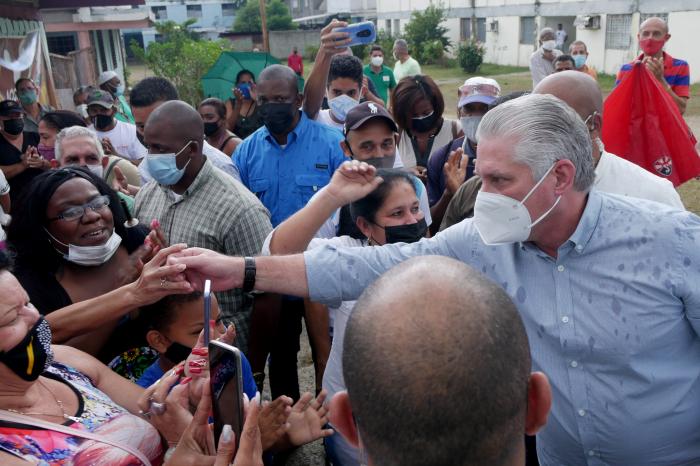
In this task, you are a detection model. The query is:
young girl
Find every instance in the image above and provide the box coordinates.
[136,291,257,400]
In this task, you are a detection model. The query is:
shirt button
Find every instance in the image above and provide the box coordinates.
[562,316,569,323]
[570,360,578,368]
[575,245,583,252]
[578,409,586,417]
[557,265,565,272]
[588,450,595,457]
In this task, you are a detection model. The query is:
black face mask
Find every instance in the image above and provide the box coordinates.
[381,217,428,244]
[136,129,145,145]
[260,102,296,135]
[3,118,24,135]
[94,114,114,131]
[164,341,192,364]
[345,139,396,169]
[203,121,220,137]
[0,317,53,381]
[411,113,437,134]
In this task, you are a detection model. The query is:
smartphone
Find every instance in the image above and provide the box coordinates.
[237,83,252,100]
[209,340,244,451]
[204,279,212,345]
[333,21,376,48]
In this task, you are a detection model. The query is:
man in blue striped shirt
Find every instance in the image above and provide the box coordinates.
[174,93,700,465]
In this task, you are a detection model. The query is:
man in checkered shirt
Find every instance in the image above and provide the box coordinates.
[135,100,271,354]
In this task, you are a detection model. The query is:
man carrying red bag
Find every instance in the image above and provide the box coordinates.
[616,16,689,114]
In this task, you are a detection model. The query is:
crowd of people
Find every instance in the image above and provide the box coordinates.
[0,14,698,466]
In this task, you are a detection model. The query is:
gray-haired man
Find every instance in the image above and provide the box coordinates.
[172,93,700,465]
[530,28,563,87]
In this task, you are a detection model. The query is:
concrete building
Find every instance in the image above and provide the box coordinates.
[377,0,700,84]
[125,0,241,50]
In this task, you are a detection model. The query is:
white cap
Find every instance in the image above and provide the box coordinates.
[458,77,501,108]
[98,70,118,86]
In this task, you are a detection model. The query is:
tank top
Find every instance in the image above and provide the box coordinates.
[0,362,163,465]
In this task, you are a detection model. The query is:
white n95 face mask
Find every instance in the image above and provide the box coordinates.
[473,164,561,245]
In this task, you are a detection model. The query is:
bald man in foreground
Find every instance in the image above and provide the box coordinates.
[534,70,683,209]
[328,256,551,466]
[616,16,690,114]
[134,100,272,353]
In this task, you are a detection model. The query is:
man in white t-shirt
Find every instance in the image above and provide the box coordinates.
[86,89,146,164]
[555,23,568,50]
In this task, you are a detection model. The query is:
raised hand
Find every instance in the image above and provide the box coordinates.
[284,391,334,447]
[323,160,383,207]
[128,244,194,307]
[168,248,244,292]
[443,148,469,195]
[319,19,351,57]
[258,395,293,450]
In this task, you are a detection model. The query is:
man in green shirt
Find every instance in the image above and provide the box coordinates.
[363,45,397,106]
[392,39,422,82]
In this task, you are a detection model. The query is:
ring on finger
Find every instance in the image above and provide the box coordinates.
[150,401,167,415]
[160,278,166,287]
[138,409,152,419]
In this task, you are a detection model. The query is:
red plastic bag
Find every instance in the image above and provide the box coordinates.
[602,62,700,186]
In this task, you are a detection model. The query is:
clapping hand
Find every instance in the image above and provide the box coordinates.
[443,148,468,195]
[324,160,383,207]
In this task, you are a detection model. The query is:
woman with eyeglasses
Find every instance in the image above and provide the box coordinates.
[6,167,192,361]
[390,75,462,184]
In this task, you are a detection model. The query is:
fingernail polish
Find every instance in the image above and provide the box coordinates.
[189,367,203,374]
[222,424,233,443]
[174,366,184,376]
[191,348,207,356]
[180,377,192,385]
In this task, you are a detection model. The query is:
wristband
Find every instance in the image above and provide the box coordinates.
[242,257,256,292]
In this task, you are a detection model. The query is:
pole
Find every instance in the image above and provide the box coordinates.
[259,0,269,52]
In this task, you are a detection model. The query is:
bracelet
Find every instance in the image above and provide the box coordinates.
[242,256,256,292]
[163,444,178,463]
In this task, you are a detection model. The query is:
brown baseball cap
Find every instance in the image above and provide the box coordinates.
[343,101,398,135]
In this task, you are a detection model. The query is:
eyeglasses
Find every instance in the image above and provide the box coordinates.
[47,195,110,222]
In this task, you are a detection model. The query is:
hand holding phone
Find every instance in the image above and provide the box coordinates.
[209,340,244,453]
[332,21,376,48]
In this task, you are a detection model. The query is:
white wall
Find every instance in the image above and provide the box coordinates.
[483,16,524,67]
[667,10,700,84]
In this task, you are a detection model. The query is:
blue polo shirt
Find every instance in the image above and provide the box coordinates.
[234,111,347,226]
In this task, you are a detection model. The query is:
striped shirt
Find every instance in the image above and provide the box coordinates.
[616,52,690,98]
[135,160,272,354]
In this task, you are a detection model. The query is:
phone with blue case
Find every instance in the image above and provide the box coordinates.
[333,21,376,48]
[236,83,251,99]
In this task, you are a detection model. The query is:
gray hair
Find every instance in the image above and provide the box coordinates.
[539,27,555,40]
[393,39,408,50]
[54,126,105,163]
[476,93,595,192]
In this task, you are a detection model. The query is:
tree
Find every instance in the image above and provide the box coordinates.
[232,0,296,33]
[130,20,229,105]
[403,3,451,64]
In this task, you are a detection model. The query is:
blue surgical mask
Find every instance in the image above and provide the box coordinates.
[115,84,125,96]
[18,89,38,105]
[573,54,587,69]
[146,141,193,186]
[328,94,360,122]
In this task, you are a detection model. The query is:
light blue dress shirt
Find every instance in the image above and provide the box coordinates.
[234,111,347,226]
[304,190,700,465]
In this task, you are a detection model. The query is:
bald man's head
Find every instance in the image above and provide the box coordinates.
[342,256,532,466]
[258,64,298,95]
[145,100,204,149]
[534,70,602,118]
[640,17,669,35]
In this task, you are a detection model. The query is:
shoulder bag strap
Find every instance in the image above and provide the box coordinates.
[0,410,152,466]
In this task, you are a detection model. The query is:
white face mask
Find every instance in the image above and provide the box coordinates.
[542,40,557,51]
[473,164,561,245]
[85,163,104,178]
[370,56,384,67]
[328,94,360,122]
[460,116,482,144]
[46,229,122,266]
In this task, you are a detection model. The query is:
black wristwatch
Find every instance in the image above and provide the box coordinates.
[242,257,256,292]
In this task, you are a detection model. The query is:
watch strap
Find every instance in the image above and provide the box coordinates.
[242,256,256,292]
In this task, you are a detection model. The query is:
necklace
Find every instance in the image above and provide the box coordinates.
[6,379,82,423]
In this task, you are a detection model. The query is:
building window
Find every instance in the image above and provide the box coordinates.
[46,33,77,56]
[386,19,391,35]
[222,3,236,16]
[151,6,167,20]
[520,16,536,44]
[639,13,668,25]
[187,5,203,18]
[393,19,400,34]
[460,17,486,42]
[605,14,632,50]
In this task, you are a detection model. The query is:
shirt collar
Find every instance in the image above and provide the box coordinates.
[263,110,306,147]
[566,189,602,253]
